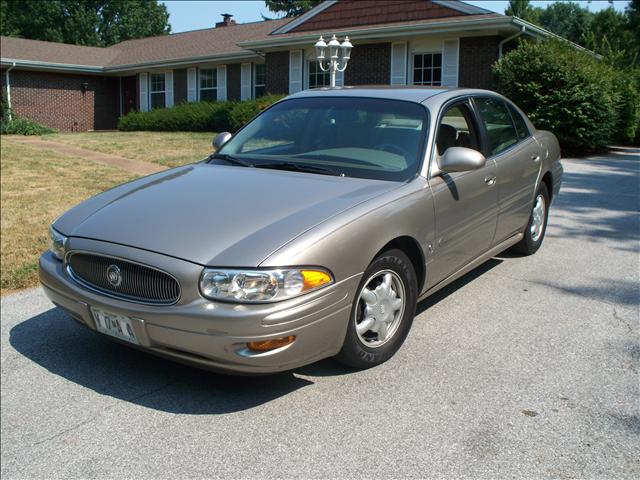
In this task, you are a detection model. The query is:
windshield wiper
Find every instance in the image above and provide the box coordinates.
[209,153,254,168]
[256,162,345,177]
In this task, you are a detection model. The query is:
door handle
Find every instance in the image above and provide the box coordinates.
[484,175,496,186]
[531,154,541,163]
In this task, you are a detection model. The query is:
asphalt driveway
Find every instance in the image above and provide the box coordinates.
[1,151,638,479]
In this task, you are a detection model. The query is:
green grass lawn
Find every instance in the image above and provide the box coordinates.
[1,131,220,293]
[1,138,137,294]
[44,131,216,168]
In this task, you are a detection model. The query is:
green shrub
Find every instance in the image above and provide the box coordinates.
[118,95,285,133]
[493,40,639,150]
[228,94,286,131]
[118,101,232,132]
[1,116,56,135]
[1,88,10,125]
[611,68,640,144]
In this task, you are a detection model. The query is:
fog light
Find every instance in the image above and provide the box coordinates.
[247,336,295,352]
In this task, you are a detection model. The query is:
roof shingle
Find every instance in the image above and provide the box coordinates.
[0,18,291,69]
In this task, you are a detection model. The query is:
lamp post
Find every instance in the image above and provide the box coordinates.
[314,34,353,87]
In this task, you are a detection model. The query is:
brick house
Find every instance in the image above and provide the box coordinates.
[1,0,565,132]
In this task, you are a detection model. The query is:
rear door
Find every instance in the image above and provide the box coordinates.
[426,98,498,288]
[473,97,541,243]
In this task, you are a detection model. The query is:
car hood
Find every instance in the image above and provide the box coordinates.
[56,163,399,266]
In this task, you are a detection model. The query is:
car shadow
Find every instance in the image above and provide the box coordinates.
[9,307,314,415]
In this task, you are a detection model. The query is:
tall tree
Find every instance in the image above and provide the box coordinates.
[505,0,542,23]
[265,0,322,18]
[538,1,592,45]
[0,0,170,46]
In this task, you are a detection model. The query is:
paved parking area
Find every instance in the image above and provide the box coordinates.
[1,151,638,479]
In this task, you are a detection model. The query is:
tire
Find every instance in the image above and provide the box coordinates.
[336,249,417,369]
[513,183,550,255]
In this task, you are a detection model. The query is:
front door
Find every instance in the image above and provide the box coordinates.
[426,100,498,288]
[121,76,136,116]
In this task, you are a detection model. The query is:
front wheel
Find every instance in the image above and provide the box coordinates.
[513,183,550,255]
[336,249,417,369]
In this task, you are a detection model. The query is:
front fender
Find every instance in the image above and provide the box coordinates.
[260,177,434,295]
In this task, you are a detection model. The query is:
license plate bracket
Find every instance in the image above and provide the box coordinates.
[91,307,139,345]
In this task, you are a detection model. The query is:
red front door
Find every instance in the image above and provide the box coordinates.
[121,76,136,115]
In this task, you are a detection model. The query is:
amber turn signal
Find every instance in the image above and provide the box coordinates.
[301,270,332,290]
[247,336,296,352]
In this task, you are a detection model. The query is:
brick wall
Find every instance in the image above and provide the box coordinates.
[344,43,391,85]
[291,0,467,32]
[227,64,241,101]
[458,36,499,89]
[4,69,118,131]
[265,51,289,94]
[173,68,187,104]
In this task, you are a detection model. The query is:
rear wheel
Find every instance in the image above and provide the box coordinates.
[513,183,550,255]
[336,249,417,369]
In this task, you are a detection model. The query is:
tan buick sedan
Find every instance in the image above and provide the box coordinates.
[40,87,562,374]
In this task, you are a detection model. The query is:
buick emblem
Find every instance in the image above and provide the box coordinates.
[106,264,122,287]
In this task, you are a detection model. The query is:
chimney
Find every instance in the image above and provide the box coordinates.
[216,13,236,27]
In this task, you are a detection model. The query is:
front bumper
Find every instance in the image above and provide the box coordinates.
[39,242,360,374]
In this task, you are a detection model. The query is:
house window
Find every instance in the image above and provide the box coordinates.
[254,63,266,98]
[308,61,329,88]
[413,53,442,86]
[150,73,166,109]
[199,68,217,102]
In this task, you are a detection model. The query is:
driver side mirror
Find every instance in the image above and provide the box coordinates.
[436,147,486,174]
[212,132,232,152]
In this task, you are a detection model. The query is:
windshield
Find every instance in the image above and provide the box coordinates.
[217,97,429,181]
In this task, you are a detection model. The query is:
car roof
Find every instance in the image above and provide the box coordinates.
[287,86,499,104]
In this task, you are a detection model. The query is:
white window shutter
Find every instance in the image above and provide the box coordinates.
[217,65,227,101]
[241,63,252,100]
[442,39,459,87]
[187,68,197,102]
[390,42,407,85]
[139,72,148,112]
[165,71,174,108]
[289,50,303,93]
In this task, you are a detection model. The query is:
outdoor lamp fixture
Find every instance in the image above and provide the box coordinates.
[315,34,353,87]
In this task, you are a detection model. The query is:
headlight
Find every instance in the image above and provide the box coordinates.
[199,268,333,303]
[48,225,67,261]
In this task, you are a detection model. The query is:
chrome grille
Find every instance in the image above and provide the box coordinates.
[67,253,180,305]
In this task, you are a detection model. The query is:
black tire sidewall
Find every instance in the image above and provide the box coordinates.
[525,183,549,252]
[337,249,417,369]
[522,183,550,254]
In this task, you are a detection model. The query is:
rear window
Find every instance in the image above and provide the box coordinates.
[507,103,531,140]
[475,97,519,156]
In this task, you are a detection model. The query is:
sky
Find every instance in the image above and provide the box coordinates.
[161,0,631,33]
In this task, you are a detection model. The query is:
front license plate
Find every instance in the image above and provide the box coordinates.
[91,308,139,345]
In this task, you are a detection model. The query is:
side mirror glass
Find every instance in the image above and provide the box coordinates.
[437,147,486,174]
[212,132,232,152]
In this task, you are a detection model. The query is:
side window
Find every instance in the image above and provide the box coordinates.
[436,102,480,155]
[475,97,519,156]
[507,103,530,140]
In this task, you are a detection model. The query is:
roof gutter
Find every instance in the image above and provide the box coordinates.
[105,51,259,72]
[510,17,600,57]
[1,50,262,74]
[1,58,104,73]
[5,62,16,121]
[499,25,525,58]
